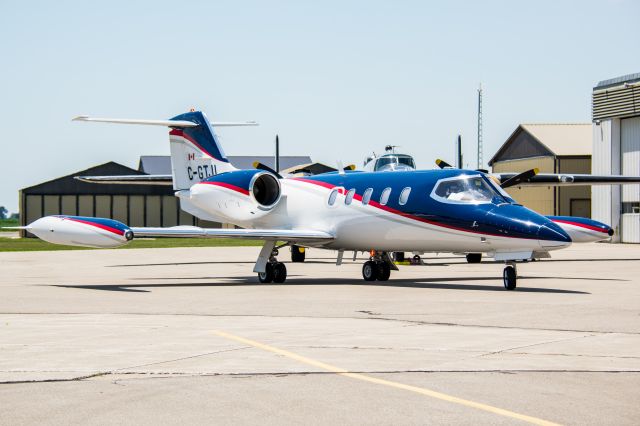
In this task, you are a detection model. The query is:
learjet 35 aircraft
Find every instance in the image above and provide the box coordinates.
[11,110,640,290]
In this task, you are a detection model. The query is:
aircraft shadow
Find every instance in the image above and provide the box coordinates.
[107,258,640,268]
[52,275,594,294]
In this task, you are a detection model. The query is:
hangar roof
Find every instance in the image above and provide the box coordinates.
[489,123,591,165]
[21,162,171,195]
[138,155,313,174]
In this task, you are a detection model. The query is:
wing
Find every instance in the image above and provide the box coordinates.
[130,226,334,242]
[493,173,640,187]
[74,175,173,185]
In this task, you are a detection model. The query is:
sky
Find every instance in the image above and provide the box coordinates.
[1,0,638,213]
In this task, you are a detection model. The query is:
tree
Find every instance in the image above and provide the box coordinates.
[0,206,7,220]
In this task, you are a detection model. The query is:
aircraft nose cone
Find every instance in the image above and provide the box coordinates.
[538,220,572,248]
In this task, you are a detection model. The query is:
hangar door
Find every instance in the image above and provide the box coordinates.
[621,116,640,243]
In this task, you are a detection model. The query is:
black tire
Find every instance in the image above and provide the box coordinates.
[377,262,391,281]
[503,265,517,290]
[273,262,287,283]
[291,245,306,263]
[362,261,378,281]
[412,255,422,264]
[466,253,482,264]
[394,252,405,262]
[258,263,274,283]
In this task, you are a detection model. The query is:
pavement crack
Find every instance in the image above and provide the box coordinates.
[477,334,596,358]
[0,371,110,385]
[113,346,251,371]
[1,312,638,335]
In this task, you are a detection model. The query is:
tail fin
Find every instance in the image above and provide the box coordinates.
[168,111,238,190]
[73,111,258,190]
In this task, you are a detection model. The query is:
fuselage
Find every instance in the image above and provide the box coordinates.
[186,169,572,254]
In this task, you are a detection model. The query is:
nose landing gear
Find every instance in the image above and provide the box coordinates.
[258,248,287,284]
[503,262,517,290]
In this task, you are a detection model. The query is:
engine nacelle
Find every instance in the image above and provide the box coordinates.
[547,216,614,243]
[189,169,282,223]
[26,216,133,248]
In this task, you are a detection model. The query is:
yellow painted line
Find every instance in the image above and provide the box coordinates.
[213,330,561,426]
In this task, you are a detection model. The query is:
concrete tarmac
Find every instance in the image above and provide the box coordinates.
[1,243,639,425]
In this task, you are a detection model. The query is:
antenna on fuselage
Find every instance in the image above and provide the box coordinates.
[456,134,463,169]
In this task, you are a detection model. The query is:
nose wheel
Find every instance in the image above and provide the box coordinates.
[503,263,517,290]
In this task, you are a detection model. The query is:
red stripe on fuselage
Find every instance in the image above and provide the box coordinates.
[198,181,250,196]
[552,219,608,234]
[65,217,124,236]
[292,178,533,240]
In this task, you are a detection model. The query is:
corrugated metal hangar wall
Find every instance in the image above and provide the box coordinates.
[592,73,640,243]
[19,162,217,237]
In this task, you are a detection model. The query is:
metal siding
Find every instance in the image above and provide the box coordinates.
[178,199,195,225]
[558,157,591,217]
[593,85,640,121]
[95,195,111,218]
[129,196,145,227]
[25,195,42,225]
[622,214,640,243]
[492,157,555,215]
[621,117,640,202]
[162,196,178,227]
[145,195,161,227]
[61,195,77,216]
[78,195,93,217]
[112,196,128,224]
[43,195,60,216]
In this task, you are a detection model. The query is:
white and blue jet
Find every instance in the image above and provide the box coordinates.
[13,110,638,290]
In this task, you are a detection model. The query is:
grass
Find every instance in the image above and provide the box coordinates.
[0,218,19,228]
[0,236,263,252]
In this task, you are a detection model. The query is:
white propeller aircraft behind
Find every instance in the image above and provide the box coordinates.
[9,110,638,290]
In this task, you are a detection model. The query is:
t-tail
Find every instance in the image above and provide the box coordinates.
[72,111,257,190]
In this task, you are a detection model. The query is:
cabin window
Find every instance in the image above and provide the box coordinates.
[328,189,338,206]
[399,187,411,205]
[362,188,373,205]
[380,187,391,205]
[345,188,356,205]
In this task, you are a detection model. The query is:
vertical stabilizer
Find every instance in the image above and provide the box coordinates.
[168,111,237,190]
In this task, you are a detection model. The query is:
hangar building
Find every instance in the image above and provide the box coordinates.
[20,155,311,237]
[592,72,640,243]
[489,124,592,217]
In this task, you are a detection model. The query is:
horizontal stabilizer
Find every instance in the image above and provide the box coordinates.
[75,175,173,185]
[72,116,258,128]
[130,226,334,242]
[494,173,640,187]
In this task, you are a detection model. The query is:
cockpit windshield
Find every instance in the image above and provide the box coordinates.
[431,175,507,205]
[374,155,416,172]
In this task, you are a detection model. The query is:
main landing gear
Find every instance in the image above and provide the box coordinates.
[502,262,517,290]
[362,251,395,282]
[257,247,287,284]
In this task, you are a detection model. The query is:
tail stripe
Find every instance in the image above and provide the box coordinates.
[170,129,219,160]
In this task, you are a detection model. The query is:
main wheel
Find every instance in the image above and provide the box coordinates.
[273,262,287,283]
[362,261,378,281]
[503,265,517,290]
[466,253,482,263]
[258,263,274,283]
[394,252,405,262]
[291,245,306,263]
[377,262,391,281]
